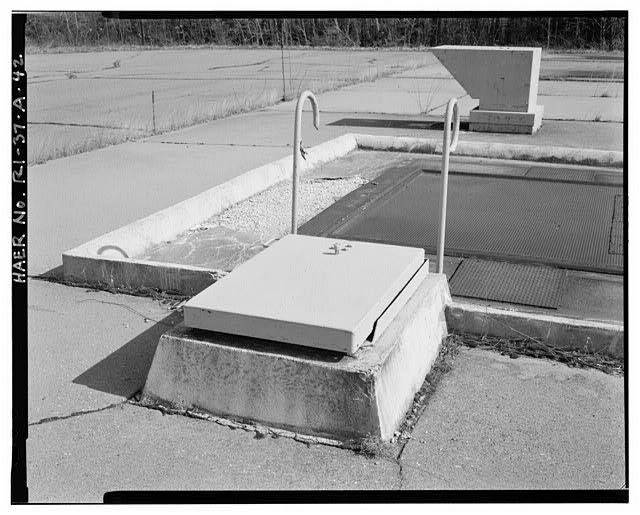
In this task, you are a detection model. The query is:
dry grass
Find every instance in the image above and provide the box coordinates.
[410,78,445,114]
[453,331,623,375]
[347,333,462,457]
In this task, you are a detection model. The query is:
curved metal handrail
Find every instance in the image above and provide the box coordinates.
[436,97,460,274]
[291,90,320,234]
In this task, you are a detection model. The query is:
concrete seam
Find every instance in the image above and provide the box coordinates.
[155,141,291,149]
[133,397,349,449]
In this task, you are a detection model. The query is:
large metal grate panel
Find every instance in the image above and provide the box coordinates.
[325,171,623,274]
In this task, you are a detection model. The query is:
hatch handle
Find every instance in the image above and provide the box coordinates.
[436,97,460,274]
[291,90,320,234]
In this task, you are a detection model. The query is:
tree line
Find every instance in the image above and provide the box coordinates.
[25,13,625,51]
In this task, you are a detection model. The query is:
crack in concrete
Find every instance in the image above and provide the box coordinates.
[28,401,126,427]
[397,459,405,489]
[395,440,408,489]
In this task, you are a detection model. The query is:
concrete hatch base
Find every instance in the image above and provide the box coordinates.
[142,273,451,442]
[469,105,544,134]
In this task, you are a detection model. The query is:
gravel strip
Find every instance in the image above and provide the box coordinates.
[204,175,368,243]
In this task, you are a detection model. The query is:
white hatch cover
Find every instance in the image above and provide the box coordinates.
[183,234,426,354]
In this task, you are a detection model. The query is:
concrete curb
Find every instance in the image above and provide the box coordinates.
[353,134,624,168]
[446,300,624,358]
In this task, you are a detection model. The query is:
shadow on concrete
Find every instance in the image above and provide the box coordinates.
[328,117,470,131]
[73,310,183,398]
[36,264,65,281]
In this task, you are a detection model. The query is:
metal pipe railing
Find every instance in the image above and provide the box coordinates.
[436,97,460,274]
[291,90,320,234]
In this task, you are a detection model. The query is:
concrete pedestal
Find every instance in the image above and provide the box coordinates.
[142,273,451,441]
[470,105,544,134]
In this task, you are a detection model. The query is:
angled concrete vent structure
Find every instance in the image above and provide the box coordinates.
[432,45,544,134]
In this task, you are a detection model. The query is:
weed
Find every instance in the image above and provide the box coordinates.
[347,333,462,457]
[411,78,444,114]
[393,334,461,445]
[453,331,623,375]
[350,434,398,460]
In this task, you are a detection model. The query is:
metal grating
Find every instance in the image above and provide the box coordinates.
[526,166,597,182]
[321,171,623,274]
[609,194,624,255]
[613,194,624,221]
[526,166,623,186]
[449,259,566,309]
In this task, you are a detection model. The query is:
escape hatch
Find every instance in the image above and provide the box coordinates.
[183,234,428,355]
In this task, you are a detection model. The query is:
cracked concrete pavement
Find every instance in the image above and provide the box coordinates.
[26,342,625,501]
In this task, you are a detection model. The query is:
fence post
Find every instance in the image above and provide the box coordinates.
[151,90,156,134]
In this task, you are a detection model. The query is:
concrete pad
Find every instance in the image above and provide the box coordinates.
[432,46,542,112]
[400,347,625,489]
[28,280,177,424]
[540,55,623,81]
[538,80,623,98]
[560,270,624,323]
[266,76,468,115]
[143,273,450,441]
[145,108,331,147]
[27,403,400,502]
[538,95,622,122]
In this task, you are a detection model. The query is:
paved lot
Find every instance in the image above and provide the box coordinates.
[26,49,623,163]
[23,50,626,501]
[27,47,433,163]
[26,346,624,501]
